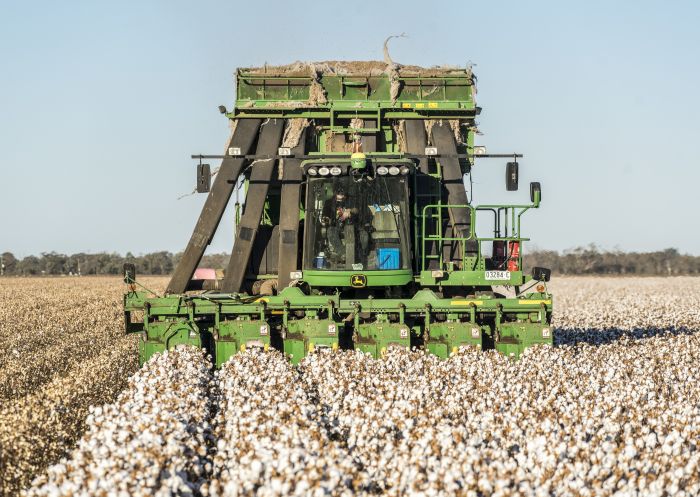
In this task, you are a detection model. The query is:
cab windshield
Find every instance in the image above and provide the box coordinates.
[304,175,411,271]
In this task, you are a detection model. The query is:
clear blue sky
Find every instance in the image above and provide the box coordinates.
[2,0,699,257]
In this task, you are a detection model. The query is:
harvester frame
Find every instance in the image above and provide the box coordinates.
[124,61,553,366]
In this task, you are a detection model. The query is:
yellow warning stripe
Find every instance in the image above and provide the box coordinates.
[518,300,552,305]
[450,300,483,306]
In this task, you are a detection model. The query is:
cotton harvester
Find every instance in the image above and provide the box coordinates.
[123,60,553,367]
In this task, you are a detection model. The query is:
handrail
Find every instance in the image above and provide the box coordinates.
[420,203,537,271]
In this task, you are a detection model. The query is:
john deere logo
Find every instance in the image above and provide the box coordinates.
[351,274,367,288]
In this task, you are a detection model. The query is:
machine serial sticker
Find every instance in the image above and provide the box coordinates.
[485,270,511,280]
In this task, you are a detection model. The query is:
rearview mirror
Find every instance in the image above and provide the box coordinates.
[123,263,136,283]
[197,163,211,193]
[532,266,551,282]
[506,162,519,191]
[530,181,541,204]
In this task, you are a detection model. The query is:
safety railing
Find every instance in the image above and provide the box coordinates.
[420,203,534,272]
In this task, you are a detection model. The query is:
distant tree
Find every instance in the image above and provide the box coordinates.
[1,252,18,275]
[523,246,699,276]
[19,255,42,275]
[200,252,229,269]
[4,247,700,277]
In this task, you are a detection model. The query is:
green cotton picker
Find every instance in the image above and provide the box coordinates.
[123,60,553,367]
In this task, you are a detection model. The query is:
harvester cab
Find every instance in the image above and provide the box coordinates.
[123,61,553,367]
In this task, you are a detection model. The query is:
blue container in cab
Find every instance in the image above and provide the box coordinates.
[377,248,400,270]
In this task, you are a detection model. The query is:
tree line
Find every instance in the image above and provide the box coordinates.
[524,246,700,275]
[0,251,229,276]
[1,246,699,276]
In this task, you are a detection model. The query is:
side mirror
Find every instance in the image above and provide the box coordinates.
[532,266,551,282]
[506,162,519,191]
[123,263,136,283]
[197,163,211,193]
[530,181,541,205]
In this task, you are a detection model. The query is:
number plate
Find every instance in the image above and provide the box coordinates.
[485,270,511,281]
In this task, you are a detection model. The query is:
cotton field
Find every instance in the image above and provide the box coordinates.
[2,276,700,496]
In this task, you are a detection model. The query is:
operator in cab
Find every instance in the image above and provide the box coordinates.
[320,187,369,268]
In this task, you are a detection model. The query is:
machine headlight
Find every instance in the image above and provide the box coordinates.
[260,324,269,336]
[473,145,487,155]
[318,166,330,176]
[471,327,480,338]
[328,323,336,335]
[307,167,318,176]
[228,147,242,156]
[289,271,302,280]
[399,165,410,175]
[542,327,551,338]
[330,166,342,176]
[388,166,400,176]
[376,166,389,175]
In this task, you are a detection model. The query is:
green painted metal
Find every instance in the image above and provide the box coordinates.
[302,269,413,288]
[125,284,553,365]
[215,317,271,368]
[234,69,476,116]
[125,62,553,366]
[425,318,484,358]
[495,322,553,359]
[283,317,339,365]
[354,313,411,359]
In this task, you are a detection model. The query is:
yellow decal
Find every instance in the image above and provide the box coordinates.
[415,103,425,109]
[271,310,284,315]
[402,103,412,108]
[351,274,367,288]
[451,300,483,306]
[254,297,269,303]
[428,102,438,108]
[518,299,552,305]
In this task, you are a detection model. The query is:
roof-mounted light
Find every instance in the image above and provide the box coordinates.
[376,166,389,175]
[399,165,410,175]
[318,166,330,176]
[330,166,342,176]
[473,146,487,155]
[388,166,400,176]
[307,167,318,176]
